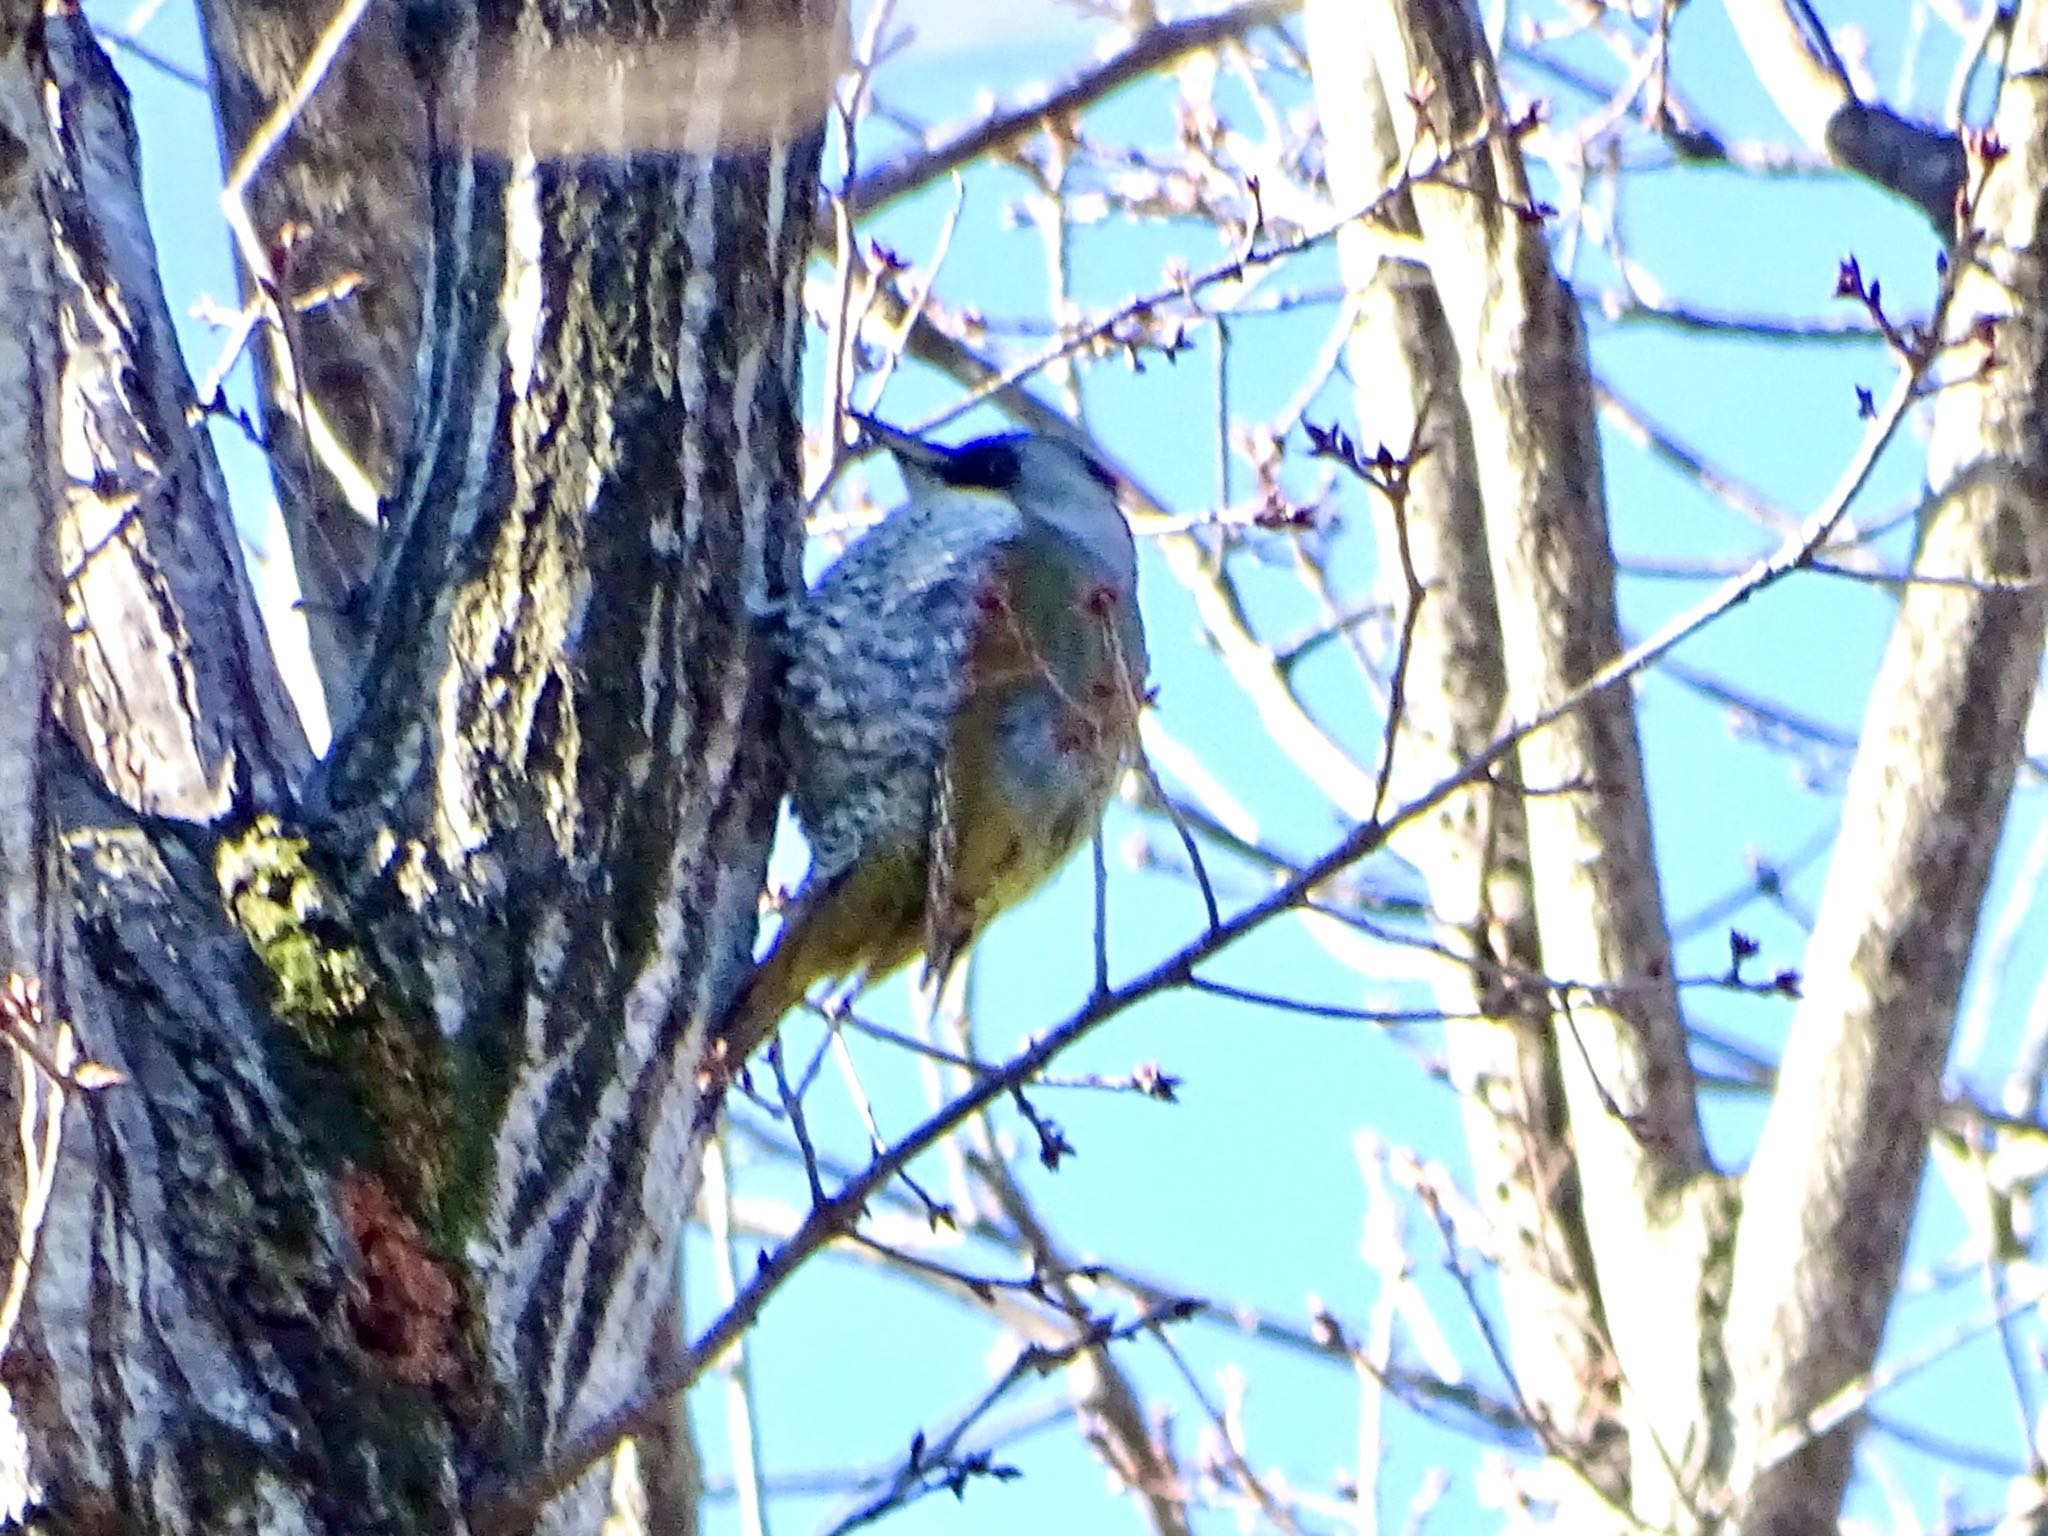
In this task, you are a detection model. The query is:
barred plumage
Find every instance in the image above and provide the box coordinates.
[712,428,1149,1077]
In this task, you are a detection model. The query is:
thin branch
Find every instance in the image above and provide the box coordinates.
[840,0,1299,224]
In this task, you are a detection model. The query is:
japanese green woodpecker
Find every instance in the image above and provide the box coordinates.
[714,425,1149,1075]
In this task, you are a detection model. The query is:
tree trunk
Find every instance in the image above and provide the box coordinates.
[0,1,832,1529]
[1340,2,2048,1531]
[1726,8,2048,1530]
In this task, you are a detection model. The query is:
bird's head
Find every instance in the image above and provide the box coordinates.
[863,422,1136,581]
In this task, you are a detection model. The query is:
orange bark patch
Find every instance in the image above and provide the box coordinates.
[339,1172,461,1386]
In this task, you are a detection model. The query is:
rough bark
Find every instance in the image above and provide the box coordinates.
[1303,0,1624,1502]
[0,1,830,1530]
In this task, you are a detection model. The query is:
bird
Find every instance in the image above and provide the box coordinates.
[710,423,1150,1082]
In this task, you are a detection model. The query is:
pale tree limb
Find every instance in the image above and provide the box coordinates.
[1304,0,1624,1506]
[194,0,432,724]
[1723,6,2048,1531]
[1360,5,1732,1528]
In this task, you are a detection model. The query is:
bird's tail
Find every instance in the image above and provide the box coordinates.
[709,922,807,1089]
[701,860,924,1120]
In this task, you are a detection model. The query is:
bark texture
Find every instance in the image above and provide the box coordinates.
[0,1,832,1530]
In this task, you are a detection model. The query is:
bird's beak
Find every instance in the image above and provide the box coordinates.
[852,416,954,497]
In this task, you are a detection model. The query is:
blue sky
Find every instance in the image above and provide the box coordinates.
[85,1,2040,1531]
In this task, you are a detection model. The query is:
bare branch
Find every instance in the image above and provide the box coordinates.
[196,0,432,721]
[840,0,1298,224]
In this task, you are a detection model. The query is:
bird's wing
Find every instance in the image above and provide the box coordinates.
[783,487,1025,884]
